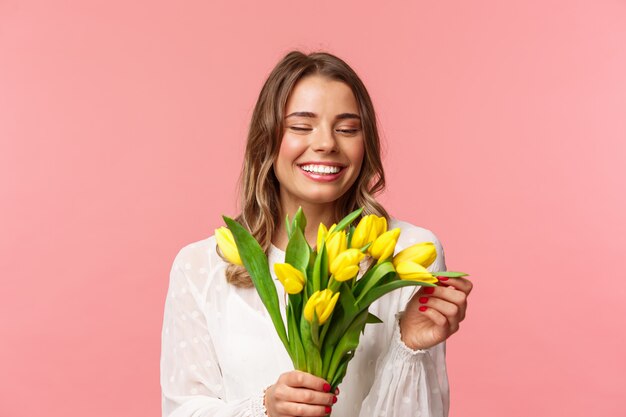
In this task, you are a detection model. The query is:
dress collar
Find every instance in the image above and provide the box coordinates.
[268,243,285,266]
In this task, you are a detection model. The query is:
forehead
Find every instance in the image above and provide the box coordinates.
[285,75,359,114]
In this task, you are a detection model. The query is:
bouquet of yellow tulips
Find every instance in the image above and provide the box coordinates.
[217,207,467,390]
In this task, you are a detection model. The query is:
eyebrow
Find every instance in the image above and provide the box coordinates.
[285,111,361,121]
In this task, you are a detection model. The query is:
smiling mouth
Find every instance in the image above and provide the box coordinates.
[298,164,344,175]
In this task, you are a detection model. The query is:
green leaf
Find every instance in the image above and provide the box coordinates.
[326,309,369,382]
[311,241,326,294]
[339,282,359,319]
[292,206,307,234]
[433,271,470,277]
[321,306,345,357]
[353,261,395,303]
[320,283,360,353]
[288,301,306,371]
[333,207,364,233]
[359,241,372,253]
[318,307,335,348]
[311,312,320,348]
[321,340,335,378]
[346,225,356,248]
[289,292,302,329]
[285,214,292,239]
[300,316,322,376]
[365,312,383,325]
[318,281,354,349]
[329,356,351,388]
[223,216,290,355]
[306,250,317,299]
[285,227,310,273]
[356,279,432,312]
[319,243,329,290]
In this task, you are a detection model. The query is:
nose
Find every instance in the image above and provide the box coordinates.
[311,126,338,153]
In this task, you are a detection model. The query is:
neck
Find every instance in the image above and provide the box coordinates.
[272,199,338,251]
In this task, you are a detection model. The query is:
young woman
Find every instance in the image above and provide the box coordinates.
[160,50,472,417]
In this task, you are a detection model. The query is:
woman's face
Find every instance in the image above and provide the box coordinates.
[274,74,365,212]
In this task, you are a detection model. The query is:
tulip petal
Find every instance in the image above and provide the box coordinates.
[284,279,303,294]
[370,228,400,262]
[319,292,340,325]
[351,215,374,249]
[396,261,437,283]
[330,248,364,275]
[333,265,360,282]
[376,216,388,235]
[326,231,348,267]
[304,289,339,325]
[304,291,322,322]
[274,263,305,294]
[317,223,328,252]
[215,227,243,265]
[392,242,437,268]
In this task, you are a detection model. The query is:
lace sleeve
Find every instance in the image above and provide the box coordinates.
[160,248,266,417]
[358,224,450,417]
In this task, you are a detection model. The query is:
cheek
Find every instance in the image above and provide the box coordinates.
[349,139,365,170]
[277,136,305,166]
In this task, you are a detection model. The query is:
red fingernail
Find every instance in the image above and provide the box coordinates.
[333,396,337,403]
[323,383,331,392]
[418,297,429,303]
[419,306,428,312]
[335,387,340,395]
[438,276,449,281]
[325,406,332,413]
[424,287,435,294]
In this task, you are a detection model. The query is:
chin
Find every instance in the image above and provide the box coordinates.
[299,191,345,206]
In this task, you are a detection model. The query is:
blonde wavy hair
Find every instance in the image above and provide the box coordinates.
[221,50,390,287]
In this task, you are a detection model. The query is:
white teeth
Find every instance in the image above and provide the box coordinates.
[300,164,341,174]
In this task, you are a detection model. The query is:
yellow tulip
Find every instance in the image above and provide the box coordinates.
[350,215,387,249]
[375,216,388,234]
[334,265,361,282]
[317,223,338,251]
[392,242,437,269]
[369,228,401,264]
[274,263,305,294]
[395,261,438,284]
[317,223,328,252]
[304,289,340,325]
[330,248,365,282]
[215,226,243,265]
[325,229,347,267]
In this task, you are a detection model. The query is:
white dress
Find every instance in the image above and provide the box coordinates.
[160,218,450,417]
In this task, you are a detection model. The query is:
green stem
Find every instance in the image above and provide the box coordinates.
[327,276,341,293]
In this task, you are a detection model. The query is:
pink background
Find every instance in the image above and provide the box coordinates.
[1,1,625,416]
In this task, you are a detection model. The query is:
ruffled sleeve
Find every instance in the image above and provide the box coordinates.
[358,223,450,417]
[160,246,267,417]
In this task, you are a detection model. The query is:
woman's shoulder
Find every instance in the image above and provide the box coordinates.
[169,234,226,288]
[172,234,217,264]
[388,217,443,247]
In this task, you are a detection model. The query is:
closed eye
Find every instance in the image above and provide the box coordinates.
[288,127,360,134]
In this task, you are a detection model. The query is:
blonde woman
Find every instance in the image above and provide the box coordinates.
[160,50,472,417]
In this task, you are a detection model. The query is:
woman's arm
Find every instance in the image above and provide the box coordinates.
[357,227,450,417]
[160,249,266,417]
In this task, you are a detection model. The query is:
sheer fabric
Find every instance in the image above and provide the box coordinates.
[160,218,450,417]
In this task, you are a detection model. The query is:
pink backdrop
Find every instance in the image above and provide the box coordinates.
[1,1,625,416]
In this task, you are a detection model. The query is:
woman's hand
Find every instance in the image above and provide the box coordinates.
[264,370,338,417]
[399,277,473,350]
